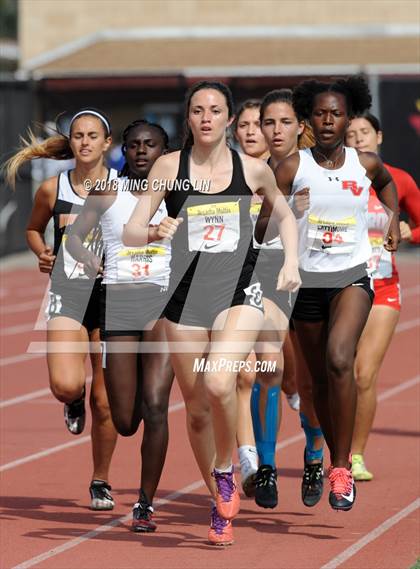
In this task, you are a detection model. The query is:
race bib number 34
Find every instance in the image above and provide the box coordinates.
[307,214,356,255]
[117,246,167,282]
[187,201,240,253]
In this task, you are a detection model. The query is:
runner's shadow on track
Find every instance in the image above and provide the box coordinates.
[236,508,342,539]
[21,494,214,548]
[12,492,341,546]
[0,496,119,525]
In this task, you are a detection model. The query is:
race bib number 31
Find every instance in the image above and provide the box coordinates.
[116,246,167,282]
[307,214,356,255]
[187,201,240,253]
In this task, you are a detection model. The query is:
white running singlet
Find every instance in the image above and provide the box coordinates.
[101,178,171,287]
[291,147,371,272]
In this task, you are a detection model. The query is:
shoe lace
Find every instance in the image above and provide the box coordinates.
[329,468,352,495]
[213,471,236,502]
[303,462,323,484]
[133,501,153,520]
[255,466,276,488]
[91,481,112,500]
[211,506,227,535]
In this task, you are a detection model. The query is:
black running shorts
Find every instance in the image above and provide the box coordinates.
[292,265,374,322]
[47,280,101,332]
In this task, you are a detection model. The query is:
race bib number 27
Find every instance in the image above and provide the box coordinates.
[187,201,240,253]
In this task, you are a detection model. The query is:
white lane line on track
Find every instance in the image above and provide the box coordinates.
[0,377,93,409]
[395,318,420,333]
[0,353,43,367]
[7,374,420,568]
[377,375,419,402]
[0,399,185,473]
[0,387,51,408]
[0,323,36,336]
[10,432,305,569]
[320,498,420,569]
[0,436,92,473]
[1,300,41,315]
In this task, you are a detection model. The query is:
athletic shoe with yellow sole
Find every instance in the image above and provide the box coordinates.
[352,454,373,481]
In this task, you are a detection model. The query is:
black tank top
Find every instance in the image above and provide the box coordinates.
[165,148,256,282]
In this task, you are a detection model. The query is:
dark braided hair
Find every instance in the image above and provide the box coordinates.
[182,81,234,149]
[293,75,372,121]
[119,119,169,177]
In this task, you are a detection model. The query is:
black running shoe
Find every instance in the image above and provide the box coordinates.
[302,450,324,507]
[132,490,157,532]
[64,388,86,435]
[89,480,114,510]
[255,464,278,509]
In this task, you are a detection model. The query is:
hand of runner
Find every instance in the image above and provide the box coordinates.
[276,262,301,293]
[38,246,56,274]
[157,217,183,240]
[399,220,412,242]
[83,252,103,278]
[293,187,310,218]
[384,218,401,252]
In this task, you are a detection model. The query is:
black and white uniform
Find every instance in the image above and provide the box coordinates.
[249,157,296,319]
[100,178,171,337]
[164,148,264,328]
[291,147,374,321]
[47,168,118,330]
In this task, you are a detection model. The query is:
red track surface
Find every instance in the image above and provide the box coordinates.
[1,256,419,569]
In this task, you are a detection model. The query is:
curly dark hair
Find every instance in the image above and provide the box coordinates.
[293,75,372,120]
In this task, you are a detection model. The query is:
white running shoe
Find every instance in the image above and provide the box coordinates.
[239,446,258,497]
[286,392,300,411]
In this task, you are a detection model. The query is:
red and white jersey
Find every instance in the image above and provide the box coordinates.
[367,189,394,279]
[291,147,371,272]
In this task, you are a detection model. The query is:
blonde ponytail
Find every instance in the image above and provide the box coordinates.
[4,129,73,189]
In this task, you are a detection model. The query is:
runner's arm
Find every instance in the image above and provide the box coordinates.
[66,189,110,265]
[362,152,400,252]
[123,154,181,246]
[251,160,300,291]
[397,171,420,243]
[26,178,56,273]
